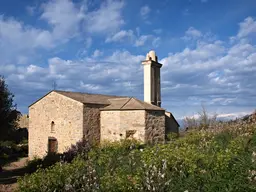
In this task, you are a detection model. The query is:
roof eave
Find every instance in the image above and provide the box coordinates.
[100,108,165,111]
[28,90,54,108]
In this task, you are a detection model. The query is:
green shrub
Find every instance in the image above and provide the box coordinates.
[18,123,256,192]
[0,140,28,166]
[26,153,61,173]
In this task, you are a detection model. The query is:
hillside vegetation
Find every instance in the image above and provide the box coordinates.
[18,113,256,192]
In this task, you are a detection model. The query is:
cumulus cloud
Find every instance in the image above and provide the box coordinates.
[159,18,256,118]
[105,29,160,47]
[140,5,151,19]
[40,0,125,36]
[92,49,103,58]
[40,0,85,41]
[0,15,53,64]
[135,35,161,47]
[85,0,125,33]
[105,30,134,43]
[0,0,127,65]
[182,27,202,41]
[237,17,256,38]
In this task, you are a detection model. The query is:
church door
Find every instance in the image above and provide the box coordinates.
[48,137,58,154]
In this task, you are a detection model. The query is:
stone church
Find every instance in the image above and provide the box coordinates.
[28,51,179,159]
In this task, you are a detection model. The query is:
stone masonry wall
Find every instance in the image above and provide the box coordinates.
[100,110,146,142]
[83,104,107,143]
[17,114,29,129]
[145,110,165,143]
[29,92,84,159]
[165,112,179,136]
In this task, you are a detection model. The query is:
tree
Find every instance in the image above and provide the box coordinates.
[183,104,218,131]
[0,76,20,141]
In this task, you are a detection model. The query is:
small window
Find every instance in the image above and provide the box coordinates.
[51,121,55,133]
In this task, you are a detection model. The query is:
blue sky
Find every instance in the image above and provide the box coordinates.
[0,0,256,121]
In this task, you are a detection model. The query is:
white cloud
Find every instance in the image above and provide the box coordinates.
[152,37,161,48]
[217,111,251,119]
[105,30,134,43]
[182,27,203,42]
[40,0,85,41]
[106,29,160,47]
[0,0,126,65]
[159,20,256,118]
[92,49,103,58]
[140,5,151,19]
[85,0,125,33]
[237,17,256,38]
[0,15,53,49]
[135,35,152,46]
[0,15,54,64]
[185,27,202,38]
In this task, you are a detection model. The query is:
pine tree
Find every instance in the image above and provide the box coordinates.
[0,76,20,141]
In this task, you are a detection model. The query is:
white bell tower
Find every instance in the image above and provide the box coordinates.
[142,50,162,107]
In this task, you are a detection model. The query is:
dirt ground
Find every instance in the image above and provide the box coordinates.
[0,157,28,192]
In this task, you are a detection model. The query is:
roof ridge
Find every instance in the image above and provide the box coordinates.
[131,97,146,109]
[54,90,127,98]
[108,97,130,101]
[120,97,133,109]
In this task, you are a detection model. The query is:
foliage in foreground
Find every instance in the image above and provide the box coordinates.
[18,120,256,192]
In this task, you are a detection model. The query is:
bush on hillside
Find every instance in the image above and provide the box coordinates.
[61,139,93,163]
[18,119,256,192]
[0,140,28,166]
[26,153,62,173]
[183,104,218,130]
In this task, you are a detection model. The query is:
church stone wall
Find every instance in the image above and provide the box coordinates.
[145,110,165,143]
[100,110,146,142]
[83,104,107,143]
[29,92,84,159]
[165,112,179,136]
